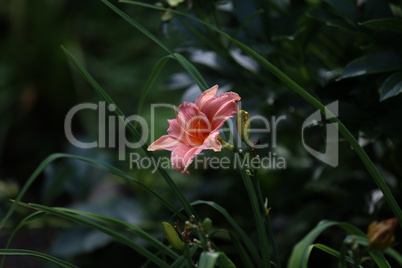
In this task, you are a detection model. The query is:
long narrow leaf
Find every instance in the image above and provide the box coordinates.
[288,220,351,268]
[21,202,170,268]
[229,233,254,268]
[136,55,171,126]
[288,220,390,268]
[0,153,186,231]
[237,156,270,268]
[343,235,392,268]
[385,247,402,266]
[101,0,208,91]
[313,244,363,268]
[1,211,46,268]
[0,249,77,268]
[56,207,179,259]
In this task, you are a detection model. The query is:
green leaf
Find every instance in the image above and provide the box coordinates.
[288,220,391,268]
[360,18,402,33]
[57,208,179,259]
[288,220,337,268]
[338,52,402,80]
[199,252,220,268]
[237,155,271,268]
[346,235,391,268]
[288,221,362,268]
[1,211,46,268]
[136,55,170,124]
[229,233,254,268]
[217,252,237,268]
[380,72,402,101]
[100,0,208,91]
[0,153,186,232]
[21,202,170,268]
[385,247,402,266]
[0,249,78,268]
[312,244,362,267]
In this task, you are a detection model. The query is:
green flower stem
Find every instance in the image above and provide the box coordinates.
[220,123,270,267]
[218,136,234,151]
[237,158,271,268]
[253,173,281,268]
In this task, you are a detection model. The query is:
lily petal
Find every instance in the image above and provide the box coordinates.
[171,145,204,174]
[202,131,221,152]
[201,92,241,130]
[195,85,218,110]
[148,135,182,151]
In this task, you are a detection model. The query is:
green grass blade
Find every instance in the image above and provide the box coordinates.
[101,0,208,91]
[172,52,207,91]
[288,220,347,268]
[217,252,237,268]
[368,249,392,268]
[232,9,265,41]
[0,249,78,268]
[287,220,392,268]
[237,157,270,268]
[0,153,186,232]
[120,0,402,230]
[229,233,254,268]
[175,16,223,53]
[0,211,46,268]
[62,46,196,219]
[21,202,170,268]
[191,200,261,267]
[385,247,402,266]
[289,221,330,267]
[312,244,362,268]
[56,207,179,259]
[0,153,63,230]
[135,55,171,127]
[339,236,348,268]
[342,235,392,268]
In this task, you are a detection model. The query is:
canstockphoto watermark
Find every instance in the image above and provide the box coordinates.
[129,151,286,173]
[64,100,339,167]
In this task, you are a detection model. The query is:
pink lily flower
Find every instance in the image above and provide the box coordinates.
[148,85,241,175]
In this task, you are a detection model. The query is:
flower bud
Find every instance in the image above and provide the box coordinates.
[167,0,185,7]
[236,110,251,146]
[202,218,212,231]
[367,217,398,250]
[162,222,185,253]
